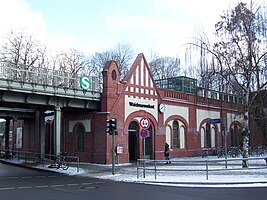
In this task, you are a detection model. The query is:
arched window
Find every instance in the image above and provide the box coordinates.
[173,121,179,148]
[205,123,211,148]
[230,128,234,146]
[180,126,185,149]
[234,124,241,146]
[76,124,85,151]
[166,126,171,147]
[201,127,205,148]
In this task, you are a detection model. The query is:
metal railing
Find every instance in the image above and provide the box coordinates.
[0,61,101,93]
[0,149,80,172]
[137,157,267,180]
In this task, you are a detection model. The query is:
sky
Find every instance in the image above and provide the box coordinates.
[0,0,266,58]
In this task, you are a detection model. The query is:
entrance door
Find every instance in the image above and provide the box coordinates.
[128,121,139,162]
[143,125,152,159]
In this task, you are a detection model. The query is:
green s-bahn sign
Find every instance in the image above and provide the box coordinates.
[80,76,91,90]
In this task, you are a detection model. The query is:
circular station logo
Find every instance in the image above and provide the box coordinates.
[80,76,91,90]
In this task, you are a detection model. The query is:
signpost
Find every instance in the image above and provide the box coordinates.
[208,118,228,168]
[208,118,223,124]
[140,129,149,138]
[140,118,150,159]
[140,117,150,129]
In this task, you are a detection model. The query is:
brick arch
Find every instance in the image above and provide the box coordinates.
[165,115,188,149]
[164,115,189,128]
[229,121,243,147]
[199,118,219,148]
[125,110,157,160]
[229,121,243,130]
[124,110,158,131]
[72,122,86,134]
[199,118,219,133]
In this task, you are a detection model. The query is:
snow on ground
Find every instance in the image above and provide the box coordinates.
[2,156,267,187]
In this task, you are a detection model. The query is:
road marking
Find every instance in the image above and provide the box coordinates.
[21,176,32,179]
[51,184,64,187]
[81,182,93,185]
[67,183,79,186]
[0,175,61,180]
[85,186,97,189]
[0,182,100,191]
[6,176,19,179]
[0,187,16,191]
[35,185,49,188]
[18,186,33,189]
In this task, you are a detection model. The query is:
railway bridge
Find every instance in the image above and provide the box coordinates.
[0,61,101,155]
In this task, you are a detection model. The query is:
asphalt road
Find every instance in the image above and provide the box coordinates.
[0,161,267,200]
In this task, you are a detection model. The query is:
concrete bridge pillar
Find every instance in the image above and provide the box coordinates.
[39,111,45,157]
[12,118,17,151]
[4,118,10,154]
[53,106,61,155]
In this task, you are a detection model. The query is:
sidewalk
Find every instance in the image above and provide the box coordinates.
[77,161,267,186]
[1,157,267,187]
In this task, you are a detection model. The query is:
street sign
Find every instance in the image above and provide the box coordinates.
[208,118,224,124]
[140,129,149,138]
[140,117,150,129]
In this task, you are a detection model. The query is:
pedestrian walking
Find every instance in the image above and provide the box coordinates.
[164,143,171,164]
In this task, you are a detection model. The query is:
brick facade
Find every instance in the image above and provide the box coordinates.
[4,53,246,164]
[61,53,244,163]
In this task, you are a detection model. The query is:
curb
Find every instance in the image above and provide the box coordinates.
[142,180,267,185]
[0,159,62,174]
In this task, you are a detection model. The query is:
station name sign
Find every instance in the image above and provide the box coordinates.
[129,102,154,109]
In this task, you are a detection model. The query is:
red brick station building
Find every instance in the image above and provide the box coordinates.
[1,53,246,164]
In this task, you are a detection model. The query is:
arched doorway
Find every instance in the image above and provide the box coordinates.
[143,125,152,159]
[75,124,85,151]
[128,119,154,161]
[128,121,139,162]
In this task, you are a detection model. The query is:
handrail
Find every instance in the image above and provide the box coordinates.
[0,149,80,172]
[137,157,267,180]
[0,61,102,93]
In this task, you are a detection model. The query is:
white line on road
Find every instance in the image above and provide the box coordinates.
[51,184,64,187]
[18,186,33,189]
[35,185,49,188]
[67,183,79,186]
[81,182,93,185]
[0,187,16,191]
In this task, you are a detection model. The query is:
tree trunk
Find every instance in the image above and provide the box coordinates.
[242,93,250,168]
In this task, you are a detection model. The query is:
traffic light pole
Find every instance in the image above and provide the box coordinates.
[107,118,117,175]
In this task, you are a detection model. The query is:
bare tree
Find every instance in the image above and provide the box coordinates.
[208,1,267,167]
[0,30,46,68]
[0,29,48,83]
[149,54,181,80]
[54,49,91,75]
[53,49,92,88]
[112,43,135,77]
[89,43,135,89]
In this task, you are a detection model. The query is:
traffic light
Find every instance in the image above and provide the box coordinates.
[107,118,117,135]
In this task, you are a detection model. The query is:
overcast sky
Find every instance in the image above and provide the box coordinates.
[0,0,266,58]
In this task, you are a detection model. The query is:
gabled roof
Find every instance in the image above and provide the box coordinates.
[122,53,160,99]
